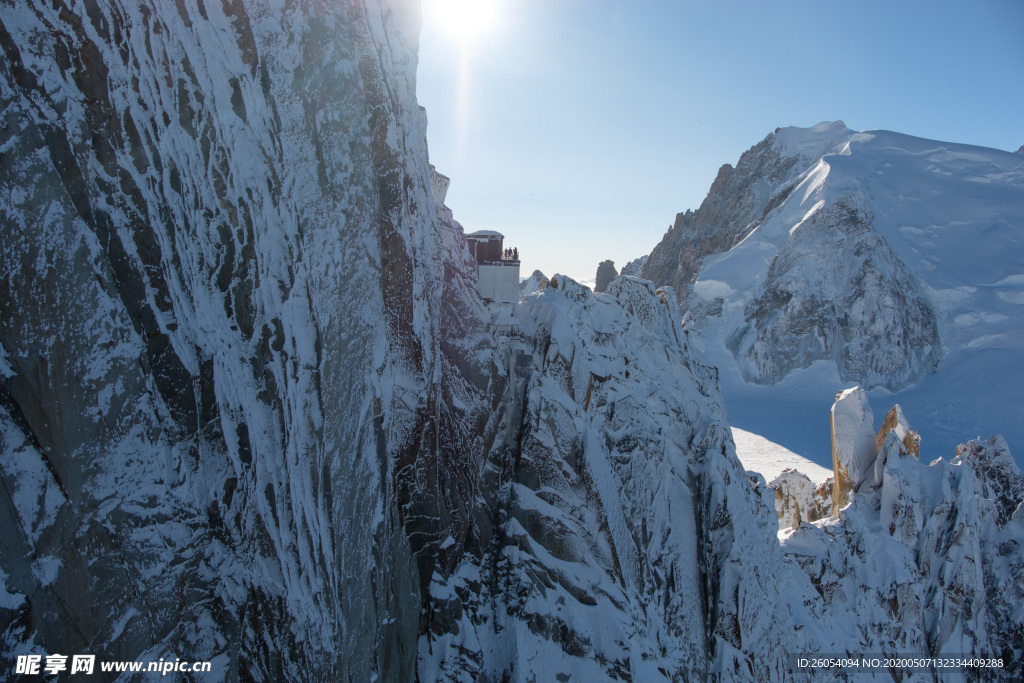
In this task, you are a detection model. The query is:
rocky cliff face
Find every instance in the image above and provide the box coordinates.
[641,123,854,298]
[0,2,811,676]
[0,0,464,678]
[780,401,1024,678]
[765,388,1023,679]
[643,136,797,296]
[419,275,805,680]
[724,195,940,390]
[619,254,647,278]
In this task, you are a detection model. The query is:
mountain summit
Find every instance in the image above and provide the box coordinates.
[640,122,1024,458]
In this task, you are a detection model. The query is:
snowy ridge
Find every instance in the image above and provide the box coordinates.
[753,388,1024,678]
[781,423,1024,676]
[519,269,549,298]
[416,275,1024,680]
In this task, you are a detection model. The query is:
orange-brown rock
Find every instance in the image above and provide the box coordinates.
[830,387,877,514]
[876,404,920,458]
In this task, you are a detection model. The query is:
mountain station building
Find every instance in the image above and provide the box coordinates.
[466,230,520,303]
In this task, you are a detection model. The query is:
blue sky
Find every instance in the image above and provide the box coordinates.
[416,0,1024,283]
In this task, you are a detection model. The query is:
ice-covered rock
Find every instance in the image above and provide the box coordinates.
[829,386,877,511]
[953,435,1024,526]
[520,269,549,297]
[768,387,1024,680]
[771,469,813,529]
[783,431,1024,679]
[770,470,831,529]
[641,124,839,296]
[619,254,648,278]
[724,195,941,390]
[0,0,476,677]
[876,404,920,458]
[419,274,805,680]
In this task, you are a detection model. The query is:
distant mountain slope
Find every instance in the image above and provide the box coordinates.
[641,122,1024,463]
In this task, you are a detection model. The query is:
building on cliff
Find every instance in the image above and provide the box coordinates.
[466,230,520,303]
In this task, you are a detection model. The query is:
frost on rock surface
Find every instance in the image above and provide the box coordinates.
[619,254,648,278]
[519,269,549,297]
[0,0,466,678]
[417,274,802,681]
[777,390,1024,680]
[724,196,941,390]
[829,386,877,512]
[770,470,830,530]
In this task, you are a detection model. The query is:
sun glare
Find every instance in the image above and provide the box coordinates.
[433,0,497,41]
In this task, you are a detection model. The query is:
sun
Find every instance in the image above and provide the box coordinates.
[432,0,498,41]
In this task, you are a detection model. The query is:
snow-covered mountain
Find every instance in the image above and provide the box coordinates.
[520,269,549,297]
[0,0,462,677]
[641,121,1024,466]
[422,271,1024,681]
[1,3,1022,681]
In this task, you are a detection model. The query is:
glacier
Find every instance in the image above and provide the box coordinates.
[0,1,1022,681]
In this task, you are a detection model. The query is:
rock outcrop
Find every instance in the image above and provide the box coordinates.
[829,386,878,512]
[876,404,920,458]
[593,259,617,292]
[420,274,801,680]
[640,126,833,297]
[771,470,831,529]
[619,254,647,278]
[782,394,1024,678]
[519,269,549,297]
[724,195,941,390]
[771,389,1024,679]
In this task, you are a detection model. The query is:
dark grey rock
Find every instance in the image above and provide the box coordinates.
[594,260,617,292]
